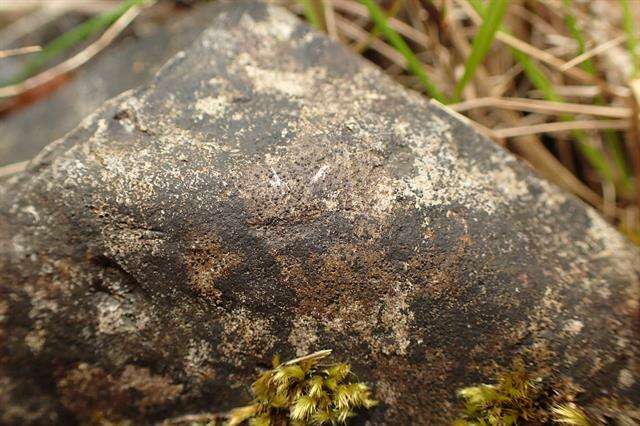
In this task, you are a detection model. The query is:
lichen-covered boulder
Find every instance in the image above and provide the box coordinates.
[1,1,638,424]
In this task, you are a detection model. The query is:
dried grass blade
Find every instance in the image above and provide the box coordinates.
[494,119,629,138]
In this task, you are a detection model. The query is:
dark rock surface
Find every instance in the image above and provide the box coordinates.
[0,2,223,167]
[1,1,639,424]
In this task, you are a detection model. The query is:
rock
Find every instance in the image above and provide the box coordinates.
[0,2,224,167]
[1,1,638,424]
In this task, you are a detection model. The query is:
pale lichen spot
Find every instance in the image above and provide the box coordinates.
[379,282,414,356]
[246,66,308,97]
[183,340,216,380]
[585,208,639,271]
[407,131,532,217]
[563,319,584,336]
[24,329,46,354]
[534,179,569,210]
[208,76,225,86]
[287,316,319,356]
[117,365,183,409]
[311,165,329,183]
[376,380,398,406]
[195,95,229,119]
[238,6,297,43]
[618,368,635,388]
[393,119,411,137]
[0,300,7,326]
[242,60,325,98]
[486,164,529,200]
[219,308,276,366]
[22,205,40,221]
[325,282,415,356]
[408,138,498,215]
[96,296,136,335]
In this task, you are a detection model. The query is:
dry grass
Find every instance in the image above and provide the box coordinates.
[286,0,640,244]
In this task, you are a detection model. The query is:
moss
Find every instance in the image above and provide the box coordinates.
[226,350,377,425]
[453,359,592,425]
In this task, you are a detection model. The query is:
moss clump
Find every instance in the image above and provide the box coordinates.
[226,349,377,426]
[551,404,592,426]
[454,359,592,426]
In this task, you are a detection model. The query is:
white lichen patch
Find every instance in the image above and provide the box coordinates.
[244,64,324,98]
[238,5,298,43]
[563,319,584,336]
[96,296,136,335]
[0,300,7,323]
[393,119,411,137]
[542,284,565,314]
[287,315,319,356]
[375,380,399,406]
[326,282,416,356]
[326,301,371,335]
[24,328,46,354]
[311,165,329,183]
[583,208,639,304]
[195,95,229,119]
[618,368,635,388]
[100,226,166,264]
[379,283,414,356]
[585,208,637,262]
[117,365,183,409]
[26,285,59,323]
[486,164,530,199]
[219,308,276,367]
[407,129,531,217]
[232,51,326,99]
[183,339,216,380]
[533,179,569,210]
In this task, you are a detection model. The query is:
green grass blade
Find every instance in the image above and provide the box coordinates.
[469,0,617,188]
[360,0,446,102]
[469,0,561,104]
[353,0,404,53]
[563,0,632,191]
[467,0,482,12]
[620,0,640,78]
[602,128,634,193]
[513,50,561,102]
[9,0,144,85]
[300,0,322,30]
[562,0,596,74]
[453,0,510,101]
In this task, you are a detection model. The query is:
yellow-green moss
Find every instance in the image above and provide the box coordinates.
[454,359,592,426]
[226,349,377,426]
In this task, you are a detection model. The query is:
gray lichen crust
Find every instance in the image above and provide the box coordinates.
[0,1,638,424]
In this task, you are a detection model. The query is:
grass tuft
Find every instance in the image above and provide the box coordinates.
[6,0,146,86]
[621,0,640,78]
[360,0,446,102]
[453,0,510,101]
[469,0,621,194]
[300,0,323,30]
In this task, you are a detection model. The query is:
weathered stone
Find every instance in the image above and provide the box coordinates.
[1,1,638,424]
[0,2,223,166]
